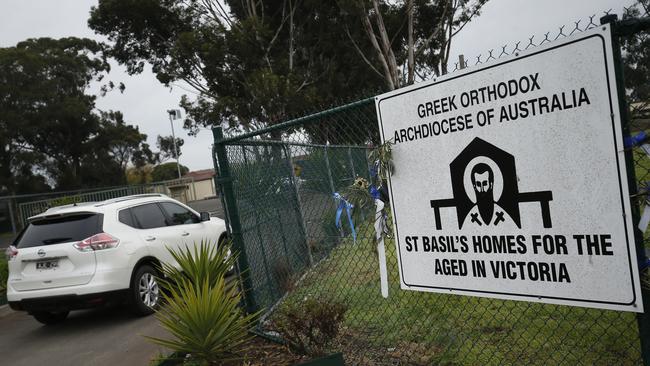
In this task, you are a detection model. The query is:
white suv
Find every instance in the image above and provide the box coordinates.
[6,194,227,324]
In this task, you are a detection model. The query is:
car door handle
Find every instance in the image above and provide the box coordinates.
[181,231,190,237]
[145,236,156,241]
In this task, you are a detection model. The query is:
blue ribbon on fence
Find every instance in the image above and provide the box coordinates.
[624,131,648,149]
[370,160,379,179]
[333,192,356,244]
[370,185,380,200]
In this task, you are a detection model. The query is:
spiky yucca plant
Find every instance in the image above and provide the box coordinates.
[157,239,236,291]
[145,240,258,364]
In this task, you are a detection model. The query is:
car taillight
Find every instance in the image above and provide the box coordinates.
[73,233,120,252]
[5,245,18,260]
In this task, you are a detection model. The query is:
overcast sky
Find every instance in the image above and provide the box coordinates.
[0,0,629,171]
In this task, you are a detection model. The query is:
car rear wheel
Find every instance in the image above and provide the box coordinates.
[32,310,69,325]
[130,265,160,316]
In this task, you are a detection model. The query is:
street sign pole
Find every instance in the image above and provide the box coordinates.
[601,13,650,366]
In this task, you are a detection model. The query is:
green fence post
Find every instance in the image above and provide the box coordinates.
[601,14,650,365]
[7,199,16,234]
[324,143,336,194]
[212,126,258,314]
[348,147,357,179]
[283,144,314,266]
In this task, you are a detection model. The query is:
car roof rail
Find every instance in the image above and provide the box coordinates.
[94,193,169,207]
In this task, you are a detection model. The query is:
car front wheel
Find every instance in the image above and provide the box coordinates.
[32,310,69,325]
[130,265,160,316]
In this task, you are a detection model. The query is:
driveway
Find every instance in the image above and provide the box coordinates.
[0,306,169,366]
[0,198,226,366]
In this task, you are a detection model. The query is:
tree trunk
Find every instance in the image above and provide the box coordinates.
[407,0,415,84]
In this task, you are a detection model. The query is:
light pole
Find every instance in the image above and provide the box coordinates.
[167,109,182,179]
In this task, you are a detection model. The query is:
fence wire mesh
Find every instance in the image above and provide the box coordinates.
[213,10,649,366]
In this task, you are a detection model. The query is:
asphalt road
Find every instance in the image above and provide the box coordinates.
[0,198,225,366]
[0,306,169,366]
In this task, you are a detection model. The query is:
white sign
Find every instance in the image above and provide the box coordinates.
[375,25,644,312]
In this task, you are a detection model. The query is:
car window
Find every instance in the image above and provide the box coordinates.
[160,202,200,225]
[131,203,168,229]
[118,209,136,228]
[15,213,102,248]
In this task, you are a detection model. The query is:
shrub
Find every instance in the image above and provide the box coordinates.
[145,240,258,364]
[272,298,347,357]
[48,195,82,207]
[272,259,295,294]
[0,258,7,294]
[156,239,236,291]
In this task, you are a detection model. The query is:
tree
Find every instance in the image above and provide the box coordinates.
[338,0,488,90]
[97,111,150,172]
[0,37,143,192]
[126,164,155,184]
[88,0,385,137]
[89,0,488,141]
[157,135,184,161]
[131,143,160,184]
[152,162,189,182]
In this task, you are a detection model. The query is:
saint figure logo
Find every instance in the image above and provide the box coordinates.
[430,137,553,230]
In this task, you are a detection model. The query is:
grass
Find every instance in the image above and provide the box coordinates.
[268,217,642,365]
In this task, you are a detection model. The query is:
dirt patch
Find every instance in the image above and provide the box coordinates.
[161,335,309,365]
[222,336,308,365]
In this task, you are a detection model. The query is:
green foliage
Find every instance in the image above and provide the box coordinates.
[146,241,258,364]
[97,111,152,172]
[271,298,347,357]
[622,1,650,129]
[156,135,184,161]
[367,139,394,187]
[0,37,149,193]
[341,177,373,213]
[275,217,640,364]
[151,162,189,182]
[157,239,237,291]
[126,164,154,185]
[0,258,8,295]
[89,0,385,137]
[48,195,82,207]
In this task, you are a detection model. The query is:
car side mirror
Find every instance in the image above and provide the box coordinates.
[200,212,211,222]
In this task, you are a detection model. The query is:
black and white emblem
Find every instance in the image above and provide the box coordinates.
[430,137,553,230]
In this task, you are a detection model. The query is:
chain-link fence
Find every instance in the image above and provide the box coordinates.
[0,177,204,242]
[213,11,650,366]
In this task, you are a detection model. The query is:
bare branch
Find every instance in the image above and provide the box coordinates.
[345,25,384,79]
[413,1,450,60]
[407,0,414,84]
[371,0,400,87]
[451,1,487,38]
[360,12,395,90]
[265,0,289,57]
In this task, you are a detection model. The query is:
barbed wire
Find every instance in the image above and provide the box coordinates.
[448,6,648,74]
[216,6,649,143]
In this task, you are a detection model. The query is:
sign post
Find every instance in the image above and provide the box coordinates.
[376,25,643,312]
[601,13,650,363]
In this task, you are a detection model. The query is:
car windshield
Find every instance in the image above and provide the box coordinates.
[14,213,102,248]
